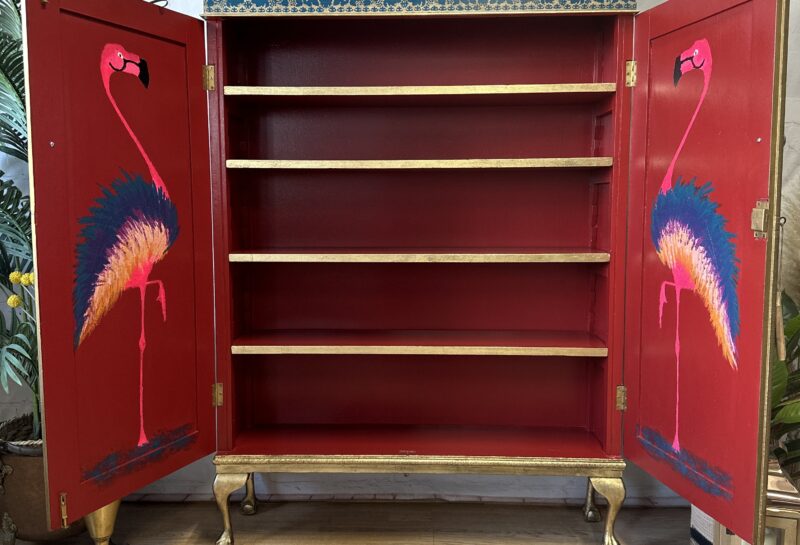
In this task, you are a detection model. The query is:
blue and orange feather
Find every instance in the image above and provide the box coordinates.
[73,171,178,348]
[651,177,740,367]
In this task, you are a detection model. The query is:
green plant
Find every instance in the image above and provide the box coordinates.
[771,292,800,484]
[0,174,37,437]
[0,0,26,163]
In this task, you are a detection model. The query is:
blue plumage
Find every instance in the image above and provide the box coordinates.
[73,171,179,348]
[650,177,740,340]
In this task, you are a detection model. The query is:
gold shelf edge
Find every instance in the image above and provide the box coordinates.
[230,345,609,357]
[226,158,614,169]
[229,252,611,263]
[212,454,625,477]
[223,83,617,96]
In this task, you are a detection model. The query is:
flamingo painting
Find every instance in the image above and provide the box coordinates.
[73,44,179,448]
[651,38,740,453]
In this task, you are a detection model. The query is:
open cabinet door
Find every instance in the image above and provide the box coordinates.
[625,0,788,542]
[24,0,214,529]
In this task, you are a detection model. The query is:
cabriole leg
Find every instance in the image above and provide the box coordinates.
[583,478,601,523]
[84,499,121,545]
[214,473,248,545]
[589,477,625,545]
[241,473,257,516]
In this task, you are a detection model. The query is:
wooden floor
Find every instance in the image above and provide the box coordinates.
[21,502,689,545]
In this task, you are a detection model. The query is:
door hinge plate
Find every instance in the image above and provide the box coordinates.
[751,199,770,239]
[616,386,628,411]
[59,492,68,529]
[203,64,216,92]
[212,383,223,407]
[625,60,637,87]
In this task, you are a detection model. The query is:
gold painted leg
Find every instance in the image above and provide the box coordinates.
[583,478,601,523]
[84,499,121,545]
[240,472,257,516]
[590,477,625,545]
[214,473,248,545]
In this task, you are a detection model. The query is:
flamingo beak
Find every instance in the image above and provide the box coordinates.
[137,58,150,88]
[674,55,686,86]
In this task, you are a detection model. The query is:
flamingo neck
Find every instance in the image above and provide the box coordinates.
[104,80,169,199]
[660,74,710,194]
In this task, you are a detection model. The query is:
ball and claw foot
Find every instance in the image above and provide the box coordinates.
[241,473,257,516]
[590,477,625,545]
[216,529,234,545]
[583,479,601,523]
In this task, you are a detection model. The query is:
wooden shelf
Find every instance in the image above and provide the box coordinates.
[231,329,608,357]
[225,83,617,96]
[226,158,614,170]
[224,83,617,106]
[226,425,611,460]
[229,249,611,264]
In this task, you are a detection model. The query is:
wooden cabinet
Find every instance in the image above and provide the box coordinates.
[22,0,789,543]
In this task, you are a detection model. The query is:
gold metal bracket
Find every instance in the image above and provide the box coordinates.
[752,200,770,239]
[213,383,224,407]
[59,493,68,529]
[625,61,637,87]
[203,65,216,92]
[615,385,627,411]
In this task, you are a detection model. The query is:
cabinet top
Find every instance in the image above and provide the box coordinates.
[203,0,637,16]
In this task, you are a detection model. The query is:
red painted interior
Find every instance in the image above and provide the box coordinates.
[210,13,631,465]
[228,170,604,251]
[222,17,618,87]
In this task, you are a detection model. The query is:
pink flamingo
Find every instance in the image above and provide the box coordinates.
[73,44,179,447]
[651,39,740,452]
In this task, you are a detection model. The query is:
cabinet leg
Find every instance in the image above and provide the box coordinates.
[241,473,257,516]
[84,499,121,545]
[214,473,248,545]
[583,478,601,523]
[589,477,625,545]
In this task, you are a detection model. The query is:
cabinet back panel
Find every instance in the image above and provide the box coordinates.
[228,104,595,160]
[234,355,591,428]
[223,17,616,86]
[232,263,596,332]
[229,170,595,250]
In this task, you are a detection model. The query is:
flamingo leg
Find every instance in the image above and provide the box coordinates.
[147,279,167,321]
[672,286,682,452]
[659,281,676,328]
[137,284,148,447]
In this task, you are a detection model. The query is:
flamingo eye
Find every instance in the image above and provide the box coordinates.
[694,49,699,57]
[117,52,124,59]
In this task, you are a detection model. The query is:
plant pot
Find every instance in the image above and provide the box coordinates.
[0,415,85,543]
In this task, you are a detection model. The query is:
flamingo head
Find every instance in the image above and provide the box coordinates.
[674,39,712,86]
[100,43,149,89]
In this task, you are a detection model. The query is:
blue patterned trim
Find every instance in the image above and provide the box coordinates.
[204,0,636,15]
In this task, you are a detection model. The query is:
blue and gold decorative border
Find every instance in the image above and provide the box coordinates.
[204,0,636,15]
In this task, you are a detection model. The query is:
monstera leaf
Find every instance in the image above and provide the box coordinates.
[0,0,26,163]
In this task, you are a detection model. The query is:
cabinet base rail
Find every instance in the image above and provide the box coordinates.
[212,455,626,545]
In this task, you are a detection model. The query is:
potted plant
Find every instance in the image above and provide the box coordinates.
[0,0,83,542]
[772,292,800,486]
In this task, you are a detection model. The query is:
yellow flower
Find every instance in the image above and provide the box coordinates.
[20,273,34,286]
[8,271,21,285]
[6,295,22,309]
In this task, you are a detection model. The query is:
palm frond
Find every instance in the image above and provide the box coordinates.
[0,0,21,43]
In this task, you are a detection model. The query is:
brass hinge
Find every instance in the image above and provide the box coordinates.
[202,65,216,92]
[616,386,628,411]
[625,60,638,87]
[751,199,770,239]
[212,383,223,407]
[59,493,68,529]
